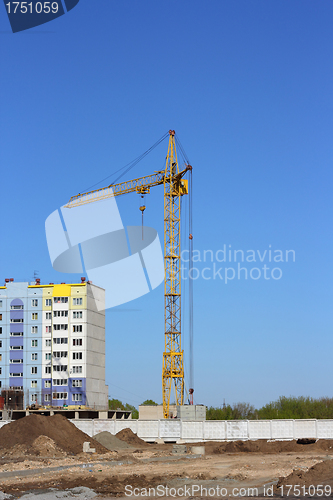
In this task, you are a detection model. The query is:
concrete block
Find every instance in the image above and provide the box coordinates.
[172,444,187,455]
[190,446,205,455]
[83,442,96,453]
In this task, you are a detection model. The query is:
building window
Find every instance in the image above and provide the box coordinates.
[0,314,2,320]
[0,300,2,308]
[73,298,82,306]
[31,313,38,320]
[73,311,82,319]
[53,297,68,304]
[0,354,2,360]
[45,312,51,320]
[45,394,51,401]
[31,299,38,307]
[0,341,2,348]
[31,367,37,374]
[10,305,23,310]
[0,327,2,334]
[31,353,38,361]
[45,367,51,374]
[0,381,2,388]
[31,326,38,334]
[11,332,23,336]
[54,310,68,317]
[45,381,51,388]
[53,351,68,358]
[45,326,51,333]
[45,299,52,307]
[31,340,38,347]
[10,318,23,323]
[10,346,23,350]
[72,379,82,387]
[0,367,2,375]
[72,352,82,360]
[45,353,51,360]
[53,338,68,344]
[11,359,23,364]
[53,379,68,386]
[31,380,37,388]
[72,366,82,374]
[53,324,68,331]
[10,372,23,377]
[53,365,67,372]
[73,338,82,346]
[72,393,82,402]
[45,339,51,347]
[52,392,68,400]
[73,325,82,333]
[31,394,37,402]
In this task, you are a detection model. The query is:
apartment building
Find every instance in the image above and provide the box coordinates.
[0,279,108,409]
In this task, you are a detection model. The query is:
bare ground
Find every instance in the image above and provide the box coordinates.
[0,417,332,498]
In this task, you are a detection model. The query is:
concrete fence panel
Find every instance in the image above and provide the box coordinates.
[294,419,317,439]
[181,421,204,441]
[271,419,294,440]
[137,420,159,440]
[159,419,181,440]
[248,420,271,439]
[317,420,333,439]
[203,420,226,440]
[227,420,248,440]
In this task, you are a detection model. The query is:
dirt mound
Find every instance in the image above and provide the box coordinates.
[31,435,66,457]
[0,414,108,455]
[276,459,333,488]
[205,439,333,455]
[94,431,133,450]
[115,428,149,447]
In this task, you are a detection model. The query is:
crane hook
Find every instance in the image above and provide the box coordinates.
[139,205,146,240]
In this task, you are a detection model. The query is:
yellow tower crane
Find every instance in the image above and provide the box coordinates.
[65,130,192,419]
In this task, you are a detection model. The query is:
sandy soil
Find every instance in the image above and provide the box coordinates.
[0,446,332,498]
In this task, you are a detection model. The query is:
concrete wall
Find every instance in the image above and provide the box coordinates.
[61,418,333,442]
[139,405,178,420]
[0,417,331,442]
[86,284,108,408]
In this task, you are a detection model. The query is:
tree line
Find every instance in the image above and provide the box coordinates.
[206,396,333,420]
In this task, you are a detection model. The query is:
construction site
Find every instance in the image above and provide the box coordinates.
[0,132,332,498]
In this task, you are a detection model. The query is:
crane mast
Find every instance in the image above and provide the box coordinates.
[65,130,191,419]
[163,131,184,418]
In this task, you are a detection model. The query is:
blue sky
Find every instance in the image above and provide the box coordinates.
[1,1,333,409]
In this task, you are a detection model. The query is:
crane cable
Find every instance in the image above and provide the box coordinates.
[175,133,194,403]
[188,166,194,399]
[80,132,169,193]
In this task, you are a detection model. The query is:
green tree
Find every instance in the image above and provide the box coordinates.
[124,403,139,419]
[141,399,158,406]
[108,399,139,418]
[108,398,124,410]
